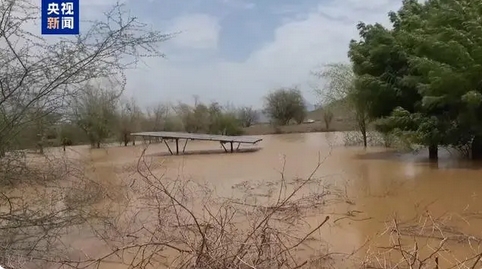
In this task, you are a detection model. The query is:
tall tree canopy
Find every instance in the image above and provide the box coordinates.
[349,0,482,159]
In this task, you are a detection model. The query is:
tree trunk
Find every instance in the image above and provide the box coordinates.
[362,129,367,148]
[471,135,482,160]
[428,144,438,160]
[124,133,128,146]
[324,120,330,130]
[357,113,367,148]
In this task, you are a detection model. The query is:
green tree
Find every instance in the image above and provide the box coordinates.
[207,102,243,135]
[398,0,482,159]
[348,0,450,158]
[263,87,306,126]
[73,85,121,148]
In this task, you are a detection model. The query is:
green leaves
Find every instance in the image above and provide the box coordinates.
[461,91,482,107]
[349,0,482,157]
[263,87,306,126]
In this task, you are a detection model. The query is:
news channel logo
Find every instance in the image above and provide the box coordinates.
[41,0,79,35]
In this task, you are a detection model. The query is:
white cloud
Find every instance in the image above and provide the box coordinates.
[8,0,405,111]
[13,0,400,109]
[167,14,220,50]
[124,0,402,108]
[17,0,400,109]
[219,0,255,9]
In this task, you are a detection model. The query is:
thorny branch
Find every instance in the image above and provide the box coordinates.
[364,211,482,269]
[55,146,342,269]
[0,0,171,267]
[0,0,172,154]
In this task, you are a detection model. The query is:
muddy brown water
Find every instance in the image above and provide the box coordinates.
[35,132,482,268]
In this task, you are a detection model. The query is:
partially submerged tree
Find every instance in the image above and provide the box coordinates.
[73,85,121,148]
[312,63,370,146]
[348,0,482,159]
[208,103,243,135]
[322,109,334,130]
[174,100,243,135]
[263,87,307,126]
[118,98,144,146]
[0,0,171,154]
[0,0,171,264]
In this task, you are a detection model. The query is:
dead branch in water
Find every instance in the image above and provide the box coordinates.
[61,146,342,269]
[0,150,113,269]
[363,211,482,269]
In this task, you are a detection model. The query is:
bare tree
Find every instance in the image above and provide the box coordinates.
[264,87,307,126]
[238,106,259,127]
[145,102,171,131]
[0,0,171,154]
[311,63,369,147]
[0,0,172,266]
[118,97,144,146]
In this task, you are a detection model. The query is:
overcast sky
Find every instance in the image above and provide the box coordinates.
[51,0,402,109]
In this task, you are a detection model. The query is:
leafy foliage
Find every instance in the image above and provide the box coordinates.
[263,87,307,125]
[73,85,120,148]
[349,0,482,158]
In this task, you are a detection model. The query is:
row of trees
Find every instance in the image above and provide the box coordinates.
[314,0,482,160]
[16,84,312,153]
[10,86,314,152]
[19,90,263,151]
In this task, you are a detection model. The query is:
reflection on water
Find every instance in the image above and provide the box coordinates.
[44,132,482,268]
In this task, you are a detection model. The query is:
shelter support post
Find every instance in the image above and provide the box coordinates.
[163,139,173,155]
[183,139,189,153]
[230,142,233,153]
[220,142,228,153]
[175,139,179,155]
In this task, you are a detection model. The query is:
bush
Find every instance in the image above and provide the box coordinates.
[263,87,307,125]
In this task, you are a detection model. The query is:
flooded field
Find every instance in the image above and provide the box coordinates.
[24,132,482,268]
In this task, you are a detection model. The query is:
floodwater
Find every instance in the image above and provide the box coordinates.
[40,132,482,268]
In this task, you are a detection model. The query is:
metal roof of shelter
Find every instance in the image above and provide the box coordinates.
[131,131,262,144]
